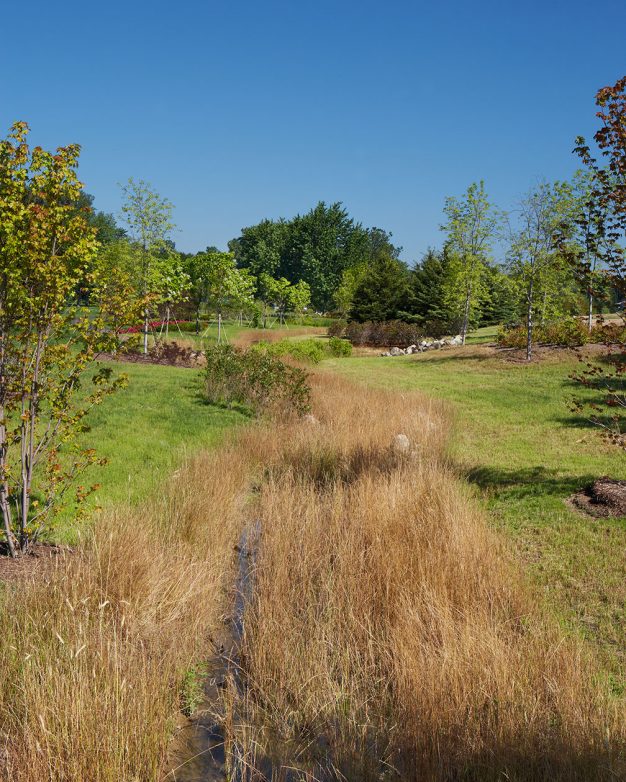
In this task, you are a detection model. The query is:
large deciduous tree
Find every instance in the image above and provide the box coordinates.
[230,203,401,311]
[0,122,134,555]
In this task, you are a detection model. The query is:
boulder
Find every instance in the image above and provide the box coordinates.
[389,346,405,356]
[392,433,411,454]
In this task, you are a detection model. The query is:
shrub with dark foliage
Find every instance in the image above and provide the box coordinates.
[334,320,425,348]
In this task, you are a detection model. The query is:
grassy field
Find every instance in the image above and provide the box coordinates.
[56,360,245,540]
[2,335,625,780]
[324,346,626,678]
[155,320,326,348]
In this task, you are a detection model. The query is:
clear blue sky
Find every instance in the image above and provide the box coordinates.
[2,0,625,262]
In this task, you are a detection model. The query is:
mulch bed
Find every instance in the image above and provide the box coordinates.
[569,477,626,518]
[0,543,74,583]
[96,348,204,369]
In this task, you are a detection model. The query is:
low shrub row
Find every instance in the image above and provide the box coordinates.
[498,319,589,348]
[204,344,311,416]
[254,337,352,364]
[498,318,626,349]
[330,320,426,348]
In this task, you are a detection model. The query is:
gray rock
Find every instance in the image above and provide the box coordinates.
[389,346,405,356]
[392,433,411,453]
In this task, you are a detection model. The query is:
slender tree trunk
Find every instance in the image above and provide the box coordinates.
[0,323,16,557]
[588,291,593,333]
[461,291,471,345]
[165,305,170,340]
[143,311,149,355]
[195,303,200,335]
[0,416,15,557]
[526,280,534,362]
[262,302,267,329]
[217,311,222,343]
[20,332,45,550]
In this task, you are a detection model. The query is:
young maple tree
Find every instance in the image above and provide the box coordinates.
[568,77,626,447]
[0,122,135,554]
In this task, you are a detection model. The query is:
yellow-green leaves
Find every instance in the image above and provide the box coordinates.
[0,123,135,554]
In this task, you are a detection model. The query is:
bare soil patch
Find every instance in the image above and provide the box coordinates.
[97,342,204,368]
[0,543,74,583]
[569,477,626,518]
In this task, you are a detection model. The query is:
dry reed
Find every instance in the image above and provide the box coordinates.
[228,374,625,780]
[0,373,622,781]
[0,445,253,781]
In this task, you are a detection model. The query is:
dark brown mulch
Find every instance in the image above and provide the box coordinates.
[96,344,204,369]
[0,543,74,583]
[569,477,626,518]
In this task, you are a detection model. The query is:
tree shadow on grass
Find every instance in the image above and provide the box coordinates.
[464,463,597,501]
[406,351,496,366]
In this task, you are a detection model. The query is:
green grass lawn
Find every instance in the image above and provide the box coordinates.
[465,324,499,344]
[55,361,245,541]
[324,346,626,679]
[161,321,327,348]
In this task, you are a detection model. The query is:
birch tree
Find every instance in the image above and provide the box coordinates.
[440,181,499,343]
[120,178,175,353]
[507,181,575,361]
[201,251,255,341]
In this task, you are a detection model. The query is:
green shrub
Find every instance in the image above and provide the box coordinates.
[204,344,310,416]
[180,663,208,717]
[497,324,527,349]
[254,337,352,364]
[268,339,327,364]
[540,319,589,347]
[292,314,336,327]
[590,319,626,344]
[498,319,589,349]
[327,337,352,357]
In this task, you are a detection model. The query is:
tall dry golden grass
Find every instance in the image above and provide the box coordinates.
[227,374,625,780]
[0,372,622,781]
[0,446,253,781]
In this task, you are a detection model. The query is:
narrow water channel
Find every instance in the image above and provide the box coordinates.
[164,525,258,782]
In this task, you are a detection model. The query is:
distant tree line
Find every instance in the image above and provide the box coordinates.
[82,76,626,367]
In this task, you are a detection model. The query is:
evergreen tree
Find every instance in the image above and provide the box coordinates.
[349,255,411,322]
[410,248,452,324]
[480,264,519,326]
